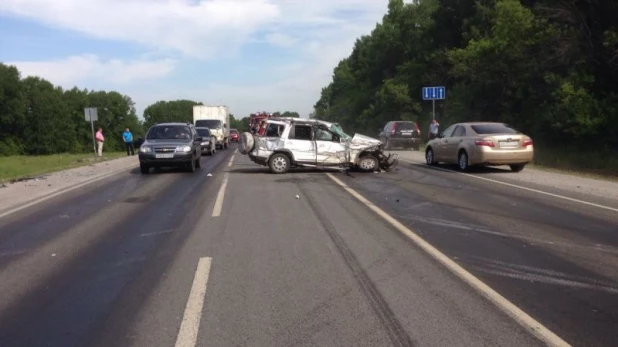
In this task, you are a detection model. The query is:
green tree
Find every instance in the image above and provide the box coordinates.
[143,100,203,129]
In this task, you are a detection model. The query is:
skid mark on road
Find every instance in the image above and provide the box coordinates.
[298,181,415,347]
[326,172,570,347]
[140,229,175,237]
[175,257,212,347]
[399,159,618,213]
[463,257,618,294]
[397,215,618,255]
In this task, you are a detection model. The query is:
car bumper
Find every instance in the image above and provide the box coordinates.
[390,137,420,146]
[471,148,534,166]
[139,152,193,166]
[200,143,213,152]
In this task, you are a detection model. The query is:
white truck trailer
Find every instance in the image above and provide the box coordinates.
[193,105,230,149]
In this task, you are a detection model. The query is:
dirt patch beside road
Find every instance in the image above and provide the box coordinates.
[0,156,138,216]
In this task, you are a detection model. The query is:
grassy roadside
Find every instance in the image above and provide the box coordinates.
[530,146,618,181]
[0,152,126,183]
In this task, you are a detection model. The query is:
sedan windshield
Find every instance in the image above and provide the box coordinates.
[147,125,192,140]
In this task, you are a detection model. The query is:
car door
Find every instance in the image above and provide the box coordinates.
[315,126,347,165]
[286,124,316,163]
[191,127,202,158]
[434,124,457,162]
[444,125,466,159]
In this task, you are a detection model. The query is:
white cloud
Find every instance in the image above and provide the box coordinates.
[7,54,176,86]
[0,0,280,59]
[1,0,392,118]
[264,33,298,48]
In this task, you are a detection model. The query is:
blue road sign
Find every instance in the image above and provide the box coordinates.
[422,86,446,100]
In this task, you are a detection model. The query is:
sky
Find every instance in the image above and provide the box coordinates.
[0,0,396,120]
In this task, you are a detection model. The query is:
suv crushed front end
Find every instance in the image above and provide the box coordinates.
[239,118,398,174]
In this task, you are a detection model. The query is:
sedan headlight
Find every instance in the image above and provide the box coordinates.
[140,146,152,153]
[176,145,191,152]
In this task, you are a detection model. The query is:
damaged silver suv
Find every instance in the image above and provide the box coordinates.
[238,117,398,174]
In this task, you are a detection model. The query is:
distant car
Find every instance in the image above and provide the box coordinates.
[138,122,203,174]
[425,122,534,172]
[230,129,239,143]
[195,127,217,156]
[378,121,421,150]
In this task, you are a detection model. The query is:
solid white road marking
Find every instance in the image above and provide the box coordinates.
[400,159,618,213]
[0,167,134,219]
[228,155,235,168]
[211,173,229,217]
[326,172,570,347]
[174,257,212,347]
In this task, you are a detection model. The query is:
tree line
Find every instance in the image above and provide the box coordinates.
[0,63,143,156]
[313,0,618,163]
[143,100,300,133]
[0,62,301,156]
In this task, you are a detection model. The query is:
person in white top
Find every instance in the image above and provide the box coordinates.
[428,119,440,140]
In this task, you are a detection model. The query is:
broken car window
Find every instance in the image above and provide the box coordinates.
[291,125,312,140]
[315,128,334,141]
[265,123,283,137]
[329,123,352,141]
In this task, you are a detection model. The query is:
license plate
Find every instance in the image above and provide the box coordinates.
[499,141,518,148]
[401,132,412,136]
[155,153,174,159]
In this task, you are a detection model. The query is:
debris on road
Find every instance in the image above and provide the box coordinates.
[207,173,213,177]
[295,194,300,199]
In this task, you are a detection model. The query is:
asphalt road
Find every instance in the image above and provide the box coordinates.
[0,144,616,347]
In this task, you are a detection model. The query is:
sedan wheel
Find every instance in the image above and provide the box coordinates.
[458,151,469,171]
[426,148,436,165]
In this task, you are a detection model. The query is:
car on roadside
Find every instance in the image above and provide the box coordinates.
[195,127,217,156]
[229,129,239,143]
[138,122,203,174]
[237,117,398,174]
[378,121,421,150]
[425,122,534,172]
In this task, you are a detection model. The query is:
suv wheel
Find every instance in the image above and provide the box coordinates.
[269,153,290,174]
[358,156,378,172]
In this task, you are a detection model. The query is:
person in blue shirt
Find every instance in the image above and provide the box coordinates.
[123,128,135,156]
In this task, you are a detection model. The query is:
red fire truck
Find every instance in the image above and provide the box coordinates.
[249,112,272,134]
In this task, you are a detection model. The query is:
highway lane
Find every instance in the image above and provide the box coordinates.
[334,159,618,346]
[0,146,615,346]
[0,148,234,347]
